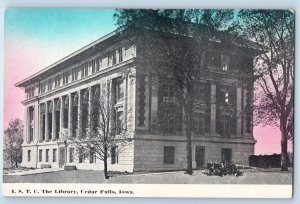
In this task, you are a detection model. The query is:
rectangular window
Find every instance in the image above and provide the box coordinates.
[92,59,96,74]
[28,150,31,162]
[162,79,175,102]
[221,55,230,71]
[112,50,117,65]
[97,58,102,71]
[84,63,89,77]
[63,72,69,85]
[111,146,118,164]
[115,111,123,134]
[53,149,57,162]
[78,148,83,163]
[40,82,46,94]
[119,47,123,63]
[69,148,74,163]
[193,113,205,134]
[55,75,61,88]
[46,149,49,162]
[164,146,175,164]
[39,149,43,162]
[72,68,78,81]
[221,148,232,163]
[48,79,52,91]
[115,78,124,101]
[29,107,34,142]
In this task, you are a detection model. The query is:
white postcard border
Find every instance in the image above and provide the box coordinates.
[3,183,292,198]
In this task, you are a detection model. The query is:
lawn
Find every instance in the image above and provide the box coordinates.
[3,169,293,184]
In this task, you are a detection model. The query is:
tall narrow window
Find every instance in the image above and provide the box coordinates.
[225,92,229,104]
[112,50,117,65]
[69,148,74,163]
[115,78,124,101]
[82,90,89,137]
[28,150,31,162]
[119,47,123,63]
[84,63,89,77]
[92,59,96,74]
[72,68,78,81]
[164,146,175,164]
[55,75,61,88]
[63,71,69,85]
[78,148,83,163]
[115,111,123,134]
[29,107,34,143]
[194,113,205,134]
[53,149,57,162]
[63,96,69,129]
[40,104,46,141]
[97,58,102,71]
[48,79,52,91]
[39,149,43,162]
[111,146,118,164]
[221,148,232,163]
[46,149,49,162]
[221,55,230,71]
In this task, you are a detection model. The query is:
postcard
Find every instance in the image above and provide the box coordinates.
[3,8,294,198]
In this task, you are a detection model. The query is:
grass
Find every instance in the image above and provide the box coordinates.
[3,168,293,184]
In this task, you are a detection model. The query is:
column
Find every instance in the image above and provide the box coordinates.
[150,76,158,133]
[34,104,39,143]
[210,84,217,133]
[60,96,64,139]
[88,87,92,130]
[68,94,73,137]
[45,102,49,141]
[242,88,247,135]
[124,75,128,130]
[39,104,43,142]
[77,91,82,137]
[107,79,113,129]
[25,107,29,143]
[236,87,242,137]
[52,99,56,140]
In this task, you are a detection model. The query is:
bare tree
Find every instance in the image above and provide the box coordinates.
[4,119,24,168]
[69,81,132,179]
[114,9,235,174]
[238,10,294,171]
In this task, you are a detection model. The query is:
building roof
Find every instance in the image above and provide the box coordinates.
[15,24,264,88]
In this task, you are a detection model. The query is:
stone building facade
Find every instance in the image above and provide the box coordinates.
[16,28,257,172]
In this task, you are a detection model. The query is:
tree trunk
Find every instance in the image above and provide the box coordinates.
[15,156,18,168]
[183,101,193,175]
[103,150,109,179]
[280,131,289,171]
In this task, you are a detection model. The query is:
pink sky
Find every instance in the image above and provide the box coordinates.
[4,9,293,155]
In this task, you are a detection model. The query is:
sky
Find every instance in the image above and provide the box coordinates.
[4,8,293,155]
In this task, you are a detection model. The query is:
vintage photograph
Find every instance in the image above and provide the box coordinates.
[3,9,294,197]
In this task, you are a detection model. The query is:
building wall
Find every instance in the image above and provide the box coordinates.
[133,134,255,172]
[19,32,257,172]
[20,42,137,170]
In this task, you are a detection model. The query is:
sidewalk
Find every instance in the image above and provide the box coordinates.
[4,168,63,176]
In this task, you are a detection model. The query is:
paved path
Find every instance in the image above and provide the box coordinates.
[5,168,63,176]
